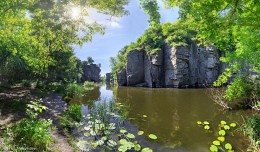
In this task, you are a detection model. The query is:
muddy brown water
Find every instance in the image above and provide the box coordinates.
[72,85,252,152]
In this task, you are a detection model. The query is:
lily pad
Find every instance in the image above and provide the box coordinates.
[134,144,141,151]
[217,136,225,142]
[203,121,210,125]
[143,115,147,118]
[141,147,153,152]
[219,130,226,136]
[225,143,232,150]
[204,125,210,130]
[138,131,144,135]
[224,125,230,130]
[221,120,227,125]
[197,121,202,125]
[120,129,127,134]
[148,134,157,140]
[107,139,117,147]
[119,139,128,145]
[126,133,135,139]
[213,140,220,146]
[84,132,90,137]
[118,145,128,152]
[210,145,218,152]
[230,123,236,127]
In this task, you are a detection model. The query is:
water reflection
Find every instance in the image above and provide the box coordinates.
[74,85,251,151]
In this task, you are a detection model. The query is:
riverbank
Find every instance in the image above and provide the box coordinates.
[0,87,74,152]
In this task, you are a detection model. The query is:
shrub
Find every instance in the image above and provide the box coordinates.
[65,83,84,97]
[83,81,95,90]
[12,119,53,150]
[60,104,82,129]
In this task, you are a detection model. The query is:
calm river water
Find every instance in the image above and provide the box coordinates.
[72,85,252,152]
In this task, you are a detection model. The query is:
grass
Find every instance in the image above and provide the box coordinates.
[241,115,260,151]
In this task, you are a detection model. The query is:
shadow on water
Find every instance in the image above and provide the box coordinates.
[73,85,252,152]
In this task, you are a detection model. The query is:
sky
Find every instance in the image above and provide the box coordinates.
[74,0,179,76]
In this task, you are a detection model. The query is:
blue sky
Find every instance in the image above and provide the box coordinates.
[74,0,179,76]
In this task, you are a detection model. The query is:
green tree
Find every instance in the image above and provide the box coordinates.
[86,56,95,65]
[0,0,129,83]
[140,0,161,26]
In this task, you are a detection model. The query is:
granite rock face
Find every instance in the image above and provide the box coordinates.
[81,64,101,83]
[117,41,221,88]
[126,50,145,86]
[164,43,219,87]
[117,69,127,86]
[106,73,112,84]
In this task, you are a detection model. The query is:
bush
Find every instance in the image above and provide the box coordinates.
[12,118,53,150]
[65,83,84,97]
[246,115,260,142]
[60,104,82,129]
[83,81,95,90]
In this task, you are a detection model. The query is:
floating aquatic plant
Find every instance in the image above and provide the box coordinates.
[213,140,220,146]
[143,115,147,118]
[138,131,144,135]
[204,125,210,130]
[148,134,158,140]
[217,136,225,142]
[230,123,236,127]
[209,145,218,152]
[219,130,226,136]
[225,143,232,150]
[141,147,153,152]
[197,121,202,125]
[224,125,230,130]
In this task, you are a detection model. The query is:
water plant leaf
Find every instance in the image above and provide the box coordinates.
[143,115,147,118]
[97,139,104,146]
[118,145,128,152]
[197,121,202,125]
[84,132,90,137]
[230,123,236,127]
[127,133,135,139]
[203,121,210,125]
[212,140,220,146]
[148,134,157,140]
[120,129,127,134]
[217,136,225,142]
[225,143,232,150]
[224,125,230,130]
[141,147,153,152]
[210,145,218,152]
[107,139,117,147]
[221,120,227,125]
[84,126,90,131]
[134,144,141,151]
[219,130,226,136]
[108,123,116,130]
[204,125,210,130]
[138,131,144,135]
[119,139,128,145]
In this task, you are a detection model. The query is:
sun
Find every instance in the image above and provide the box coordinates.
[71,6,81,19]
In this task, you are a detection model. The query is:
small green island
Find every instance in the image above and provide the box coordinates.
[0,0,259,152]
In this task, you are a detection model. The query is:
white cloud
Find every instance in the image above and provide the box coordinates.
[110,21,122,28]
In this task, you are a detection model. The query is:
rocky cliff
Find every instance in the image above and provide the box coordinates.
[116,42,221,88]
[81,64,101,83]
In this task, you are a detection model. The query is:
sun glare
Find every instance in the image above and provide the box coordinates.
[71,6,81,19]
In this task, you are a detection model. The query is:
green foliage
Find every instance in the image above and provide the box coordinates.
[10,98,52,150]
[83,81,95,90]
[0,0,128,84]
[163,0,260,101]
[12,118,53,150]
[65,82,85,97]
[60,104,82,129]
[140,0,160,26]
[245,115,260,142]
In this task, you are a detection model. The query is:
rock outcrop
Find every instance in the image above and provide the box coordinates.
[117,41,222,88]
[117,69,127,86]
[81,64,101,83]
[106,73,112,84]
